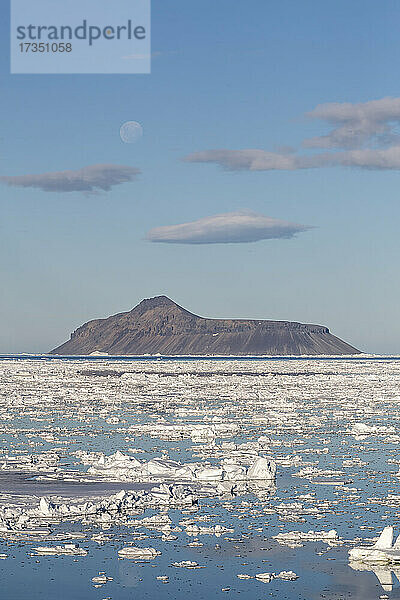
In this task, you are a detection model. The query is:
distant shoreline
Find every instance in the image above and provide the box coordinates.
[1,354,399,361]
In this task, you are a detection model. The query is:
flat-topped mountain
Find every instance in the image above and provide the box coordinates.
[50,295,360,356]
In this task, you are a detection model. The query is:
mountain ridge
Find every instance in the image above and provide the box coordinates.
[50,295,361,355]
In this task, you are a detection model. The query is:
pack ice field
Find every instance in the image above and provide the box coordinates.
[1,356,400,600]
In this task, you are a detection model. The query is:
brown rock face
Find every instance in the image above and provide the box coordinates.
[50,295,360,356]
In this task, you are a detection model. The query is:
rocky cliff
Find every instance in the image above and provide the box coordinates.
[50,295,360,355]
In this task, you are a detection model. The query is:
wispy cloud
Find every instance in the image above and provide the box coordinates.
[184,97,400,172]
[0,164,140,193]
[304,96,400,149]
[147,211,310,244]
[185,146,400,171]
[325,146,400,169]
[184,149,311,171]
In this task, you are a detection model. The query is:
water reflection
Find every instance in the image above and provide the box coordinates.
[350,560,400,592]
[231,480,276,499]
[118,560,142,588]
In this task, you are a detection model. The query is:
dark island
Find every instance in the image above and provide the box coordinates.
[50,295,360,356]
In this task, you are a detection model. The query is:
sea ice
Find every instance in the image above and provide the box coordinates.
[32,543,87,556]
[349,527,400,564]
[118,546,161,559]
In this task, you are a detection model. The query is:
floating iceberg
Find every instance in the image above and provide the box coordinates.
[84,450,276,485]
[255,572,274,582]
[274,529,339,545]
[349,527,400,564]
[32,543,87,556]
[172,560,203,568]
[118,546,161,559]
[246,457,276,480]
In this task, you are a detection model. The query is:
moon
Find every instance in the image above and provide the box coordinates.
[120,121,143,143]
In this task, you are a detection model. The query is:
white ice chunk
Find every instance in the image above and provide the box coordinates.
[246,457,276,480]
[118,546,161,559]
[349,527,400,564]
[32,543,87,556]
[255,572,274,582]
[375,527,394,550]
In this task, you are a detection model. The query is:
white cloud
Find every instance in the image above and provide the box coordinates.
[329,146,400,169]
[304,97,400,149]
[184,97,400,172]
[0,164,140,193]
[185,149,300,170]
[184,149,316,171]
[147,211,310,244]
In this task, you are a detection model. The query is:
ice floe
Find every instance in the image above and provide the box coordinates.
[32,543,87,556]
[82,451,276,485]
[118,546,161,559]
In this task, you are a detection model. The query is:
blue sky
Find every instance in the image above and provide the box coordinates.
[1,0,400,353]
